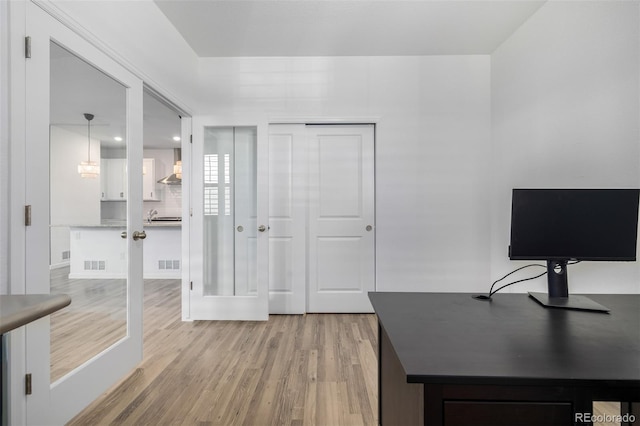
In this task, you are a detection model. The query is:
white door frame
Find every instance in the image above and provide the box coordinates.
[6,1,29,422]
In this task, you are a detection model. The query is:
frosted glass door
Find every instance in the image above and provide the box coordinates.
[203,127,257,296]
[189,122,268,320]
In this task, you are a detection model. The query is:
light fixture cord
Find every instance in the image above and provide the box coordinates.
[87,117,91,161]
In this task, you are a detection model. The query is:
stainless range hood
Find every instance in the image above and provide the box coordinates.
[157,148,182,185]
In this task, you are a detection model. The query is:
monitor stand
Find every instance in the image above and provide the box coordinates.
[528,260,610,313]
[528,292,610,313]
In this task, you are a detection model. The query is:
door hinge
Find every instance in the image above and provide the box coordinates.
[190,281,193,290]
[25,36,31,59]
[25,373,32,395]
[25,205,32,226]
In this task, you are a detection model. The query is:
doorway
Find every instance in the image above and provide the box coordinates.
[141,91,184,283]
[268,124,376,314]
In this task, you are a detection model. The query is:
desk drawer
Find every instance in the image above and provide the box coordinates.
[444,401,572,426]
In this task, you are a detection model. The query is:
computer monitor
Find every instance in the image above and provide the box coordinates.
[509,188,640,312]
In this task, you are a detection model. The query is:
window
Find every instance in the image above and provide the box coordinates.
[204,153,231,216]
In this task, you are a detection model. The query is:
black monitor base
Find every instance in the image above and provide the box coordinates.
[528,292,610,313]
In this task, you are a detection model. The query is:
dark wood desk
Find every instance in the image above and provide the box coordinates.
[369,293,640,426]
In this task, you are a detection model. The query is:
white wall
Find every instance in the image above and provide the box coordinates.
[197,55,493,292]
[491,1,640,293]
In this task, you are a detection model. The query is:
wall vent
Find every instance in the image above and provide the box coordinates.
[62,250,71,260]
[159,260,181,270]
[84,260,106,271]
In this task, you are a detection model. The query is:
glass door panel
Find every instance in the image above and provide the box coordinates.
[49,41,128,382]
[203,127,257,296]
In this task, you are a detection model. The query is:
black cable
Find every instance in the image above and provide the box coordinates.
[473,263,546,301]
[489,263,546,295]
[473,261,582,301]
[489,270,548,297]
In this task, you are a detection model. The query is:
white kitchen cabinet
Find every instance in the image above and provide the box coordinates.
[143,158,160,201]
[100,158,127,201]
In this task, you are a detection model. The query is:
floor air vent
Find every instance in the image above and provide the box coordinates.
[159,260,180,270]
[84,260,106,271]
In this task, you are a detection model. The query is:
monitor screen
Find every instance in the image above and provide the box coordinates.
[509,189,640,262]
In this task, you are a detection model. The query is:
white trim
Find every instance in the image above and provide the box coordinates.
[49,261,70,270]
[67,273,182,280]
[268,116,382,125]
[0,0,9,296]
[144,273,182,280]
[7,1,28,423]
[31,0,193,117]
[67,273,124,280]
[181,117,192,321]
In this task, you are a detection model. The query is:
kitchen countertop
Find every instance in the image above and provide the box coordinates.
[144,222,182,228]
[0,294,71,334]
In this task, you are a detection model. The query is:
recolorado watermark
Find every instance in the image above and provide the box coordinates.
[575,412,636,423]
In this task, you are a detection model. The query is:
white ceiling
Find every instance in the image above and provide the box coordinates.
[154,0,546,57]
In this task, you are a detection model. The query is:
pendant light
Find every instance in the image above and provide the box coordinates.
[173,160,182,179]
[77,113,100,178]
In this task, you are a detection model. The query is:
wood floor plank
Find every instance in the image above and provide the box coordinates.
[68,280,379,425]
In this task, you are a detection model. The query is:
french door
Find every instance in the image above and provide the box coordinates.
[24,3,144,424]
[187,119,270,320]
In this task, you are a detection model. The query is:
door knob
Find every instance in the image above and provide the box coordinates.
[120,231,127,239]
[258,225,268,232]
[132,230,146,241]
[366,225,373,232]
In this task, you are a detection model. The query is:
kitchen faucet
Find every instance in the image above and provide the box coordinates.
[147,209,158,223]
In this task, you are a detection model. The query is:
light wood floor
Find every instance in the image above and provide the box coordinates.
[65,279,625,426]
[68,280,379,425]
[50,267,127,382]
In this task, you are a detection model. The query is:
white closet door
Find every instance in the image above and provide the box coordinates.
[268,125,307,314]
[307,124,375,313]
